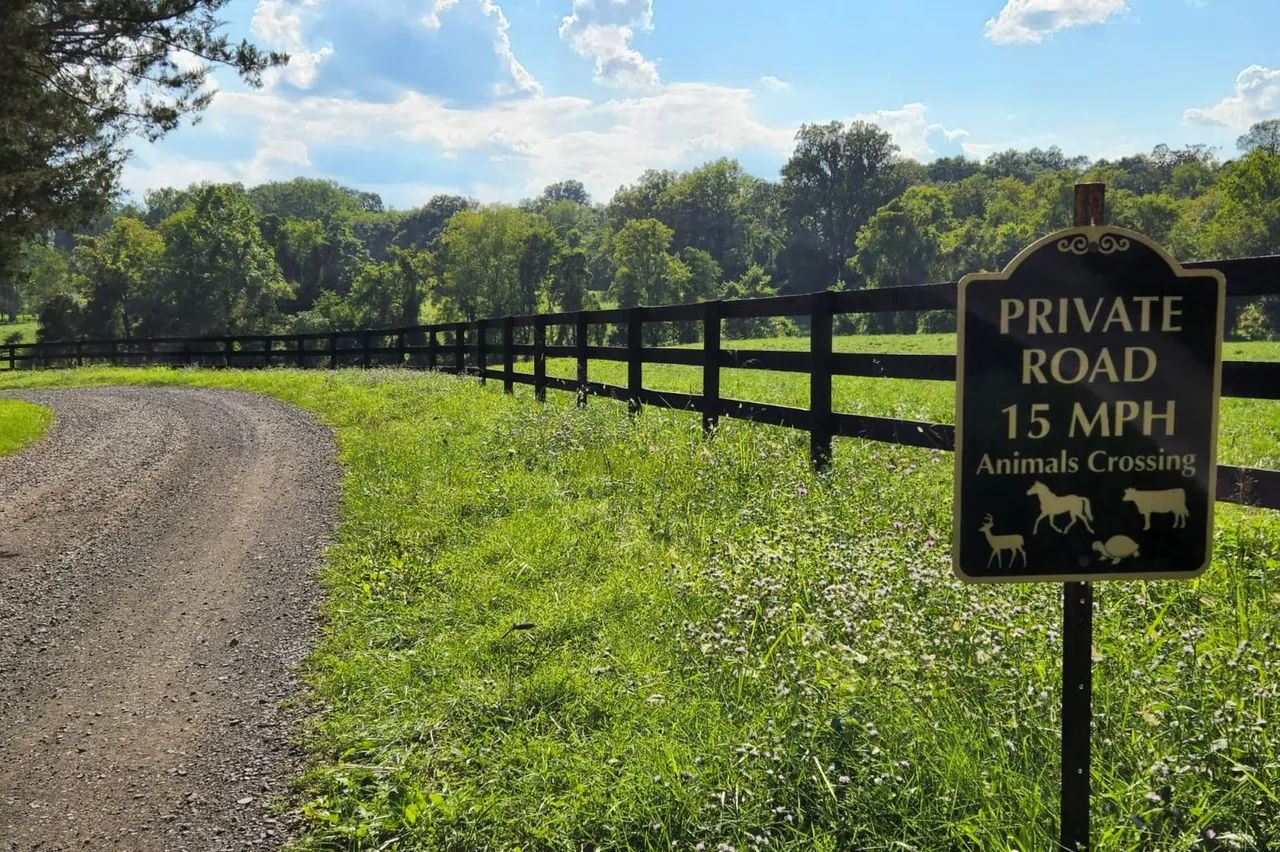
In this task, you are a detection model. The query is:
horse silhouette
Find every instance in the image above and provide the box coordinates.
[1026,481,1094,535]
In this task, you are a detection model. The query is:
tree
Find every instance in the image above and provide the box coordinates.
[1110,192,1182,247]
[928,156,982,184]
[157,184,288,335]
[248,178,379,221]
[516,223,562,316]
[780,121,902,291]
[36,294,84,342]
[73,217,163,338]
[261,213,370,311]
[347,247,432,328]
[609,219,688,310]
[850,185,953,333]
[657,159,745,272]
[679,248,722,304]
[982,146,1088,183]
[0,0,284,276]
[607,170,678,229]
[1237,119,1280,154]
[721,266,780,339]
[532,180,590,209]
[396,195,478,253]
[13,239,74,317]
[436,207,539,321]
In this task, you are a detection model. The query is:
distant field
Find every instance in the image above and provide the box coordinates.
[0,365,1274,850]
[0,320,39,346]
[523,333,1280,470]
[0,399,52,455]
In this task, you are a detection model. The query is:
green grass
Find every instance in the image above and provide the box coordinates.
[0,364,1276,850]
[0,398,52,455]
[0,320,39,346]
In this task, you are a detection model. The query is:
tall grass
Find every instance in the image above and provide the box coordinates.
[0,365,1276,850]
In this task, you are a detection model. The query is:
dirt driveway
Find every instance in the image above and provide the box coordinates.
[0,387,339,851]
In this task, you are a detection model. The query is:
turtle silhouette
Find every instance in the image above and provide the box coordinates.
[1092,535,1140,565]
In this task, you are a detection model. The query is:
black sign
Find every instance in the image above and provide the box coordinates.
[954,226,1224,582]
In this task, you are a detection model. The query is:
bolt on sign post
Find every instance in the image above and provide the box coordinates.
[953,184,1225,849]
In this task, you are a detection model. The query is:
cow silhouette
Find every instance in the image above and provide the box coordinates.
[1122,487,1189,530]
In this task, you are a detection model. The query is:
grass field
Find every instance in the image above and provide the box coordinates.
[0,398,52,456]
[0,320,40,346]
[523,335,1280,471]
[0,358,1277,850]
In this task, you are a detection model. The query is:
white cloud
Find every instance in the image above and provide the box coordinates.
[983,0,1127,44]
[1184,65,1280,131]
[423,0,461,29]
[760,75,790,91]
[853,103,968,159]
[250,0,332,89]
[420,0,541,96]
[162,79,790,202]
[560,0,659,90]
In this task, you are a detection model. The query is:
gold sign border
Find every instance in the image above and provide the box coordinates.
[952,225,1226,584]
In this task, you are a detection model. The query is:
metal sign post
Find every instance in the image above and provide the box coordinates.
[953,183,1226,848]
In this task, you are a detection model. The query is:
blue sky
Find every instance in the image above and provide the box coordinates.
[124,0,1280,209]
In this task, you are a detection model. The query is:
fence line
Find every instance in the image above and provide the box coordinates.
[7,254,1280,509]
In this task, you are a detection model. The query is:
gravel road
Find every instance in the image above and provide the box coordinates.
[0,387,339,851]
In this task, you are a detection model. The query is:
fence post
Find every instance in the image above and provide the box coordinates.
[263,336,272,368]
[328,334,338,370]
[223,338,233,368]
[296,335,306,369]
[427,328,437,371]
[809,290,834,469]
[627,306,643,414]
[183,339,193,367]
[534,315,547,402]
[702,300,721,433]
[362,332,372,369]
[576,311,589,407]
[502,317,514,394]
[110,341,119,367]
[76,341,83,368]
[7,345,13,371]
[476,320,488,385]
[455,323,466,374]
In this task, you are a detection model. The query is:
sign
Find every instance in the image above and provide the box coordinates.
[953,225,1225,583]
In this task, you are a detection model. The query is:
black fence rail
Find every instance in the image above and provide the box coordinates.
[7,254,1280,510]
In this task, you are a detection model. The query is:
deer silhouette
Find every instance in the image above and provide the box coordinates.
[980,514,1026,569]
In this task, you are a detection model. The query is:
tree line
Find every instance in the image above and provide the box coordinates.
[7,118,1280,346]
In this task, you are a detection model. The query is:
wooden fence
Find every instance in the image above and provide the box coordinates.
[6,254,1280,510]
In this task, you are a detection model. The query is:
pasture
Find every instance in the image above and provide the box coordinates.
[0,342,1277,850]
[0,319,39,346]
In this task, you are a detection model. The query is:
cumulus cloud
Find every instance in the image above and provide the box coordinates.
[156,79,791,202]
[984,0,1127,44]
[560,0,659,90]
[250,0,333,89]
[853,103,968,159]
[760,76,789,91]
[421,0,541,95]
[1184,65,1280,130]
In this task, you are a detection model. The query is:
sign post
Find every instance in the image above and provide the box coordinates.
[953,184,1225,848]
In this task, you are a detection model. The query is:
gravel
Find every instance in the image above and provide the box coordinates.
[0,386,340,851]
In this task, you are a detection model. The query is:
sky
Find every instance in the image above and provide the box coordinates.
[123,0,1280,210]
